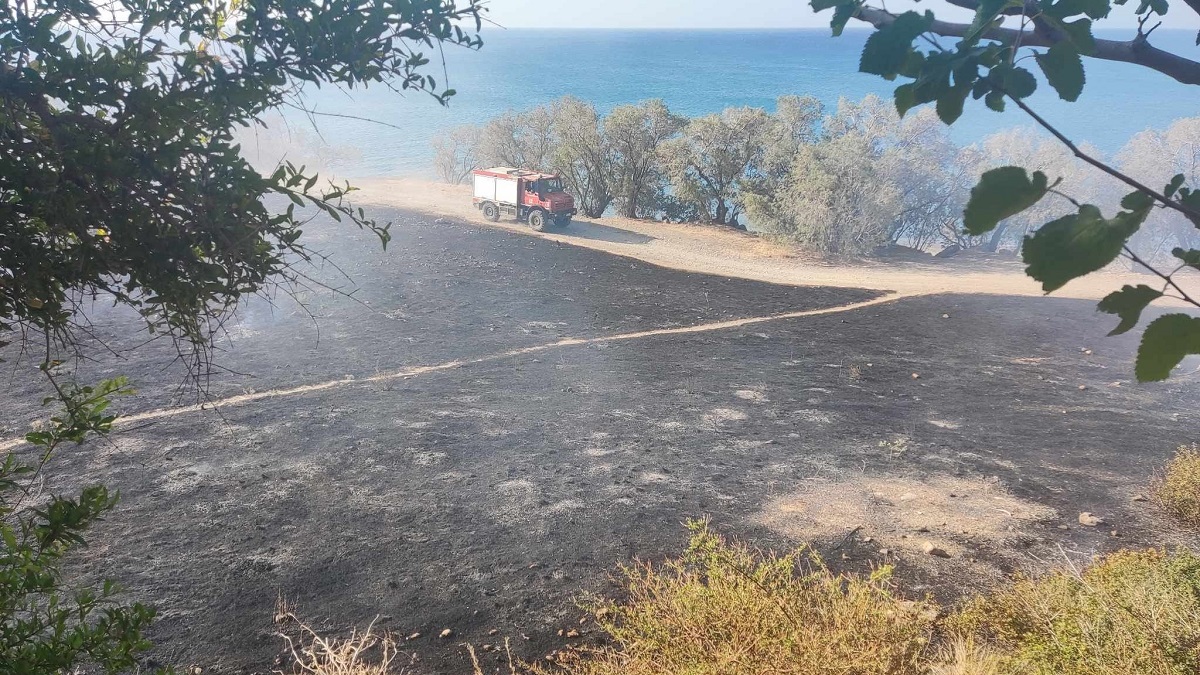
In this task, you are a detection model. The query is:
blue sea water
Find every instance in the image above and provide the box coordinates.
[286,28,1200,178]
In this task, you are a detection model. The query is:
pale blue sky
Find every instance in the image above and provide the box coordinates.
[487,0,1199,29]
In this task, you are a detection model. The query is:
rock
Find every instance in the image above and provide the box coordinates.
[407,632,422,640]
[438,629,454,639]
[942,313,950,319]
[1084,349,1093,355]
[1057,524,1070,530]
[1078,385,1088,391]
[482,644,494,652]
[911,372,921,379]
[1078,512,1105,527]
[935,244,961,259]
[488,628,500,636]
[921,542,951,558]
[1132,494,1150,502]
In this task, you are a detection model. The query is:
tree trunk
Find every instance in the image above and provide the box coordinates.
[983,222,1009,252]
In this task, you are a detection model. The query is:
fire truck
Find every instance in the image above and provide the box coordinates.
[471,167,577,232]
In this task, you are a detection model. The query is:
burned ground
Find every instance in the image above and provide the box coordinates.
[3,210,1198,674]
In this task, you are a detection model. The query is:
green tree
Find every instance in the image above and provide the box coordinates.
[605,99,685,219]
[552,96,616,218]
[812,0,1200,381]
[663,107,775,229]
[2,0,483,668]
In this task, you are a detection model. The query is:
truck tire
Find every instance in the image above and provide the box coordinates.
[482,202,500,222]
[555,215,572,228]
[528,209,549,232]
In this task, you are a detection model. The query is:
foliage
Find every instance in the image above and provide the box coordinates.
[605,100,687,219]
[954,548,1200,674]
[1117,119,1200,264]
[748,133,900,254]
[1153,444,1200,529]
[749,96,965,254]
[1,375,155,672]
[2,0,484,667]
[432,125,482,186]
[553,97,617,218]
[810,0,1200,381]
[538,520,936,675]
[662,108,775,228]
[1,0,483,363]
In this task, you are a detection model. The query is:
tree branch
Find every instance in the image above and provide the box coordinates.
[856,5,1200,85]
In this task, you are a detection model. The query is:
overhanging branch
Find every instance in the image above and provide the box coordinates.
[857,5,1200,85]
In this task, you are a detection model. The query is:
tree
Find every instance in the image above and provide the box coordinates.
[824,97,963,252]
[432,125,482,185]
[663,107,775,228]
[605,100,685,219]
[747,133,900,254]
[760,95,824,180]
[812,0,1200,381]
[1117,118,1200,263]
[551,97,615,218]
[477,106,557,171]
[1,0,483,666]
[961,129,1105,252]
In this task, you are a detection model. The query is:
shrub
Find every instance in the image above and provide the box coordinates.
[1154,444,1200,529]
[539,520,935,675]
[1,377,155,672]
[955,548,1200,675]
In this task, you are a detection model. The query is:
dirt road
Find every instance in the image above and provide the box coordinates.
[3,203,1197,674]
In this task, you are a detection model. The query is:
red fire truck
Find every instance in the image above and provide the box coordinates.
[472,167,577,232]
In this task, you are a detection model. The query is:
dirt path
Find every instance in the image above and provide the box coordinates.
[351,177,1150,301]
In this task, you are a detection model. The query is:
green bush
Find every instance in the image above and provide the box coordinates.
[1,377,155,672]
[1154,444,1200,529]
[956,548,1200,675]
[540,520,936,675]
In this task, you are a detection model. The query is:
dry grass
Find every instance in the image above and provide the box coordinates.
[275,606,406,675]
[1153,444,1200,529]
[954,548,1200,675]
[535,520,936,675]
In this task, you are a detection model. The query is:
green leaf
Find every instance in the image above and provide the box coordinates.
[1172,247,1200,269]
[963,167,1051,235]
[1098,284,1163,336]
[831,2,859,36]
[1022,204,1147,292]
[998,64,1038,99]
[965,0,1022,42]
[860,12,932,79]
[936,83,971,124]
[1136,314,1200,382]
[894,83,918,116]
[1165,174,1186,198]
[1044,0,1109,21]
[1035,43,1086,101]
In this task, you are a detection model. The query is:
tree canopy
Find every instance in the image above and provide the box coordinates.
[1,0,482,366]
[812,0,1200,381]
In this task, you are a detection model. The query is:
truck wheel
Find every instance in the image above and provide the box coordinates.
[528,210,549,232]
[482,202,500,222]
[555,215,572,228]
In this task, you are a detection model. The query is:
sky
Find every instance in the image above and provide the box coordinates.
[487,0,1200,29]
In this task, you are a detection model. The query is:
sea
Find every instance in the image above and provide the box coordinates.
[281,28,1200,179]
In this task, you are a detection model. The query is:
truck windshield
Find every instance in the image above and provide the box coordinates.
[539,179,564,193]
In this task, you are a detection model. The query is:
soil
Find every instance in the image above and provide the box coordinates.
[3,198,1199,675]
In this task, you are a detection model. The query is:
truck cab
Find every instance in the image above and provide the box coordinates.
[472,167,577,231]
